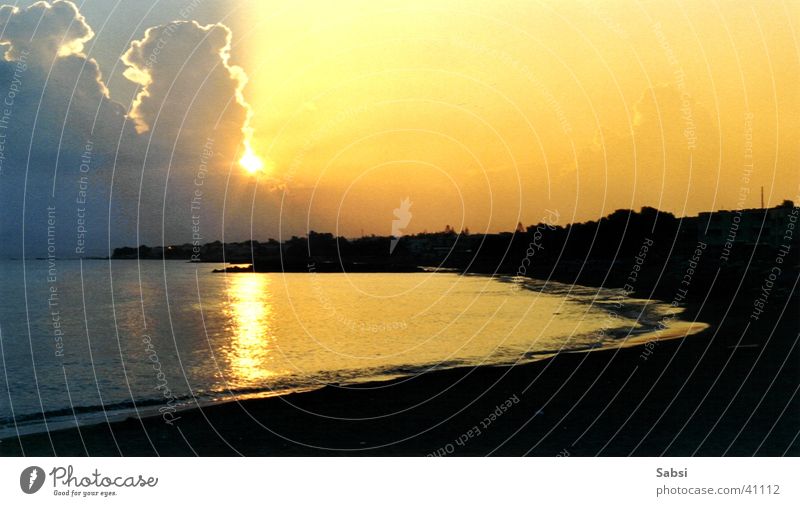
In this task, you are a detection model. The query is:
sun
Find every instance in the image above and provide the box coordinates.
[239,148,264,174]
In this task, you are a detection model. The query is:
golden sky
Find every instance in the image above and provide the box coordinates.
[6,1,793,252]
[74,0,799,238]
[224,0,799,236]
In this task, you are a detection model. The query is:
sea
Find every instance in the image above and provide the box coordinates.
[0,259,705,438]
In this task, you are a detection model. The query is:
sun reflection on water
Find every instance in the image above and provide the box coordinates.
[223,274,276,386]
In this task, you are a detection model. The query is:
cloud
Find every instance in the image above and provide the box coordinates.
[0,2,261,257]
[0,0,125,204]
[0,2,260,171]
[121,20,256,162]
[0,0,94,61]
[0,1,124,157]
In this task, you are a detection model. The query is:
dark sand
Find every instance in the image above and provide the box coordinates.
[2,308,797,457]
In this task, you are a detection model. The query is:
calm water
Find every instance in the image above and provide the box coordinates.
[0,260,702,436]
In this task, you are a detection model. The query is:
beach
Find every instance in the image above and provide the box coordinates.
[3,304,796,457]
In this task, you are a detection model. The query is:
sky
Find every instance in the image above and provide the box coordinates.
[0,0,798,256]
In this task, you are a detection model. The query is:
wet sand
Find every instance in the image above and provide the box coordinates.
[2,311,796,457]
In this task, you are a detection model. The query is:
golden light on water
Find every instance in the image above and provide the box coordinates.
[224,274,276,385]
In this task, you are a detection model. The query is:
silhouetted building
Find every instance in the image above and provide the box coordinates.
[698,200,796,248]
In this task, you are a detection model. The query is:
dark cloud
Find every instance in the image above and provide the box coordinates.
[0,2,257,257]
[0,0,125,153]
[0,0,93,61]
[121,20,249,161]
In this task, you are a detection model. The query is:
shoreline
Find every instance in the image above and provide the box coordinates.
[0,279,709,446]
[0,318,708,444]
[0,264,795,456]
[2,308,795,456]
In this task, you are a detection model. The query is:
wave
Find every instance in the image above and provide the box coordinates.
[497,275,684,325]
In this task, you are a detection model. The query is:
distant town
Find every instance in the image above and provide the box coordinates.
[112,201,798,305]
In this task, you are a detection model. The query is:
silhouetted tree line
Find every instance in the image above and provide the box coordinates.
[112,204,798,318]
